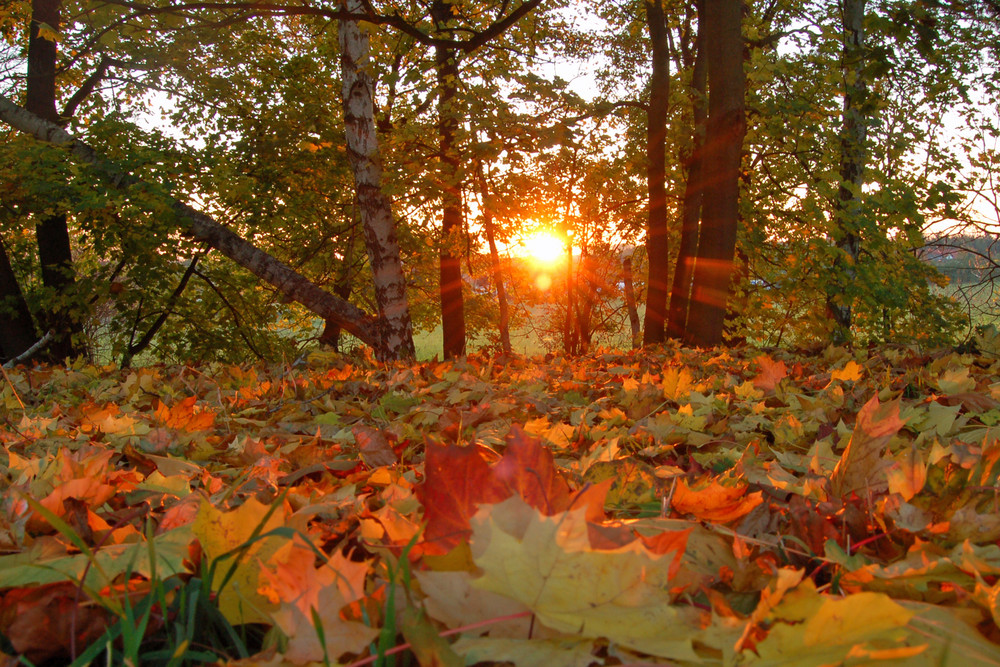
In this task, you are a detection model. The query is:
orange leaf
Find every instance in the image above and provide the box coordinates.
[670,478,763,522]
[752,355,788,392]
[154,396,215,431]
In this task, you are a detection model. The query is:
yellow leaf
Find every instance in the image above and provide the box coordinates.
[191,498,287,625]
[36,22,59,41]
[661,366,693,401]
[470,496,706,661]
[744,579,920,665]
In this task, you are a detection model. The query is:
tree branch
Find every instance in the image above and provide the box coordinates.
[0,93,380,348]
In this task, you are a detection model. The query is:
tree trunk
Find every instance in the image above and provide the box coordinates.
[666,0,707,341]
[27,0,83,360]
[685,0,745,347]
[475,159,512,356]
[642,0,671,346]
[0,94,381,350]
[339,0,416,361]
[622,252,640,349]
[0,236,38,361]
[434,0,466,358]
[827,0,867,344]
[564,238,576,354]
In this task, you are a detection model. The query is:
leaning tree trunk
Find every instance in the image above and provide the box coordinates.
[0,95,381,350]
[27,0,84,360]
[339,0,416,361]
[0,236,38,361]
[642,0,672,346]
[826,0,868,344]
[684,0,745,347]
[666,0,707,341]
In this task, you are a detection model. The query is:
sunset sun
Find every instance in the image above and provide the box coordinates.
[523,231,565,264]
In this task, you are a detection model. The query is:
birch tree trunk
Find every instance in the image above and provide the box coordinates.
[0,95,381,349]
[642,0,671,346]
[339,0,416,360]
[684,0,745,347]
[827,0,867,343]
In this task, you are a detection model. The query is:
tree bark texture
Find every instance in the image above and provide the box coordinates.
[0,237,38,361]
[666,0,707,341]
[642,0,672,346]
[827,0,867,343]
[0,94,381,350]
[27,0,84,359]
[436,39,466,358]
[685,0,745,347]
[339,0,416,361]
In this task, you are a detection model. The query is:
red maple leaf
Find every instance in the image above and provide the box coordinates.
[417,442,508,553]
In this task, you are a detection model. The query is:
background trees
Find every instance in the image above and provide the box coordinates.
[0,0,997,365]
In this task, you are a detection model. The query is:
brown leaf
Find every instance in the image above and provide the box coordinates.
[830,396,906,499]
[353,425,397,468]
[0,581,112,664]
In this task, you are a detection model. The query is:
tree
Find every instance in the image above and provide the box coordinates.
[666,0,707,341]
[433,0,466,358]
[641,0,671,345]
[24,0,85,360]
[826,0,867,343]
[684,0,745,347]
[340,0,415,359]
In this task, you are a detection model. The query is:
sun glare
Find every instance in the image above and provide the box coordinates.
[524,231,565,264]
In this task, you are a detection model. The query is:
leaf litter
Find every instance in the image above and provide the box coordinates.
[0,344,999,664]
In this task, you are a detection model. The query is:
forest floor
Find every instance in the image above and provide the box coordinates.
[1,343,1000,665]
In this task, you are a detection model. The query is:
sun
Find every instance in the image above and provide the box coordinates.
[523,231,565,264]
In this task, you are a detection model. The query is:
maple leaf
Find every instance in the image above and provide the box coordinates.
[670,477,764,523]
[470,496,707,661]
[259,535,377,663]
[752,354,788,392]
[739,577,929,665]
[492,427,571,514]
[418,431,575,553]
[191,498,289,625]
[830,396,907,498]
[417,442,509,553]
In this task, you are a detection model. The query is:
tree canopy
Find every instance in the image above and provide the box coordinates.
[1,0,998,364]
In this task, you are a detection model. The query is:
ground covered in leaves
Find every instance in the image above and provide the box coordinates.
[2,344,1000,666]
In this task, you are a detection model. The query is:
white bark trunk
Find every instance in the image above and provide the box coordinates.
[339,0,416,360]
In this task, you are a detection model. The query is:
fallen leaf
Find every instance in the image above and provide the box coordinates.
[670,478,764,523]
[830,396,906,498]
